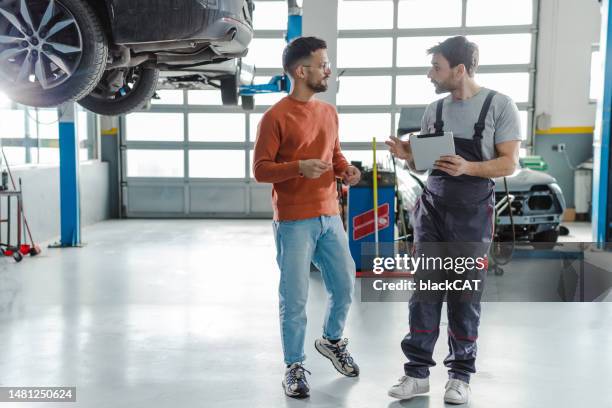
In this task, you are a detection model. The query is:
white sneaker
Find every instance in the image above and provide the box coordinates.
[444,379,471,405]
[388,375,430,400]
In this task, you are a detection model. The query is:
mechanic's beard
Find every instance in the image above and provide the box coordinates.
[433,80,456,94]
[307,78,328,93]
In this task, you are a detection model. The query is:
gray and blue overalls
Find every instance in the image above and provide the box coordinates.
[401,90,498,383]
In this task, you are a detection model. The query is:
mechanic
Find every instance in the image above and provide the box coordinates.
[253,36,361,399]
[386,36,522,404]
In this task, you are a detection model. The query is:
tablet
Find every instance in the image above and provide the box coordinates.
[408,132,455,171]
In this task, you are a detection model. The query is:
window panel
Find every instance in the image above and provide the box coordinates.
[37,147,59,165]
[78,111,88,142]
[339,113,391,142]
[188,90,222,105]
[342,150,374,168]
[477,72,530,103]
[127,150,184,177]
[338,38,393,68]
[151,90,184,105]
[467,34,532,65]
[126,113,184,141]
[397,36,447,67]
[341,150,393,169]
[398,34,532,67]
[253,1,287,30]
[396,75,447,105]
[188,114,245,142]
[518,110,528,141]
[338,0,393,30]
[189,150,246,178]
[2,147,25,166]
[249,113,264,141]
[31,109,59,139]
[77,111,90,161]
[0,109,25,138]
[337,76,392,105]
[398,0,462,29]
[467,0,533,26]
[256,92,286,106]
[244,38,285,69]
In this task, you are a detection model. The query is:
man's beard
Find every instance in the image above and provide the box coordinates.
[307,78,329,93]
[432,80,455,94]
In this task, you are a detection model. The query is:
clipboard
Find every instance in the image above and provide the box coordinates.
[407,131,455,171]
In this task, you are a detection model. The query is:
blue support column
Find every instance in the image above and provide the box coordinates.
[58,103,81,247]
[593,0,612,243]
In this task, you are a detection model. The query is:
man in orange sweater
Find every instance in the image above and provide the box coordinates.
[253,37,361,399]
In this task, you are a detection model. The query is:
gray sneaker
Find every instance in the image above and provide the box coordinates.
[282,363,311,398]
[388,375,430,400]
[444,379,471,404]
[314,337,359,377]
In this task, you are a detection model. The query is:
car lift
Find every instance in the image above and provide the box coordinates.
[238,0,302,98]
[53,102,81,248]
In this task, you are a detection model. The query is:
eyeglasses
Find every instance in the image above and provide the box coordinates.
[302,62,331,71]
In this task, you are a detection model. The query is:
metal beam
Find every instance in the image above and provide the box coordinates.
[57,103,81,247]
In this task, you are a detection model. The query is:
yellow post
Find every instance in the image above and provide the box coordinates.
[372,137,379,257]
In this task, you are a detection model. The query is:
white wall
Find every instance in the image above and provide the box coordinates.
[536,0,602,128]
[8,161,110,245]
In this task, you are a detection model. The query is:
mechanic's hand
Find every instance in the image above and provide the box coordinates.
[342,165,361,186]
[299,159,332,179]
[434,155,473,177]
[385,136,412,160]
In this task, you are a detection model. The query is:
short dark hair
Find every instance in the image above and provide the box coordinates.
[427,36,479,77]
[282,36,327,75]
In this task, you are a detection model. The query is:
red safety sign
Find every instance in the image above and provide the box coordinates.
[352,203,390,241]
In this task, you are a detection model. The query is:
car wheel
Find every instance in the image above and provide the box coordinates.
[221,74,238,105]
[0,0,107,107]
[78,66,159,116]
[241,94,254,111]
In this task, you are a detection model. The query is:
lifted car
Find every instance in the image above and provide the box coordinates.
[0,0,254,115]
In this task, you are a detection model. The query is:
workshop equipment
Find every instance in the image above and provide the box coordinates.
[0,189,26,262]
[1,148,42,257]
[347,161,395,273]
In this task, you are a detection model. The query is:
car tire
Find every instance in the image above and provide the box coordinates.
[221,75,239,105]
[241,95,254,111]
[78,66,159,116]
[0,0,108,107]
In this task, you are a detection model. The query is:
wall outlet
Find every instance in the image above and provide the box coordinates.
[552,143,566,152]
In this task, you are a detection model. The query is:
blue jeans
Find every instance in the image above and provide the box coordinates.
[273,215,355,365]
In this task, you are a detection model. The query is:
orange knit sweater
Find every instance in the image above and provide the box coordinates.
[253,96,350,221]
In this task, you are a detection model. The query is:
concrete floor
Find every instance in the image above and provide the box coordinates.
[0,219,611,408]
[559,221,593,242]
